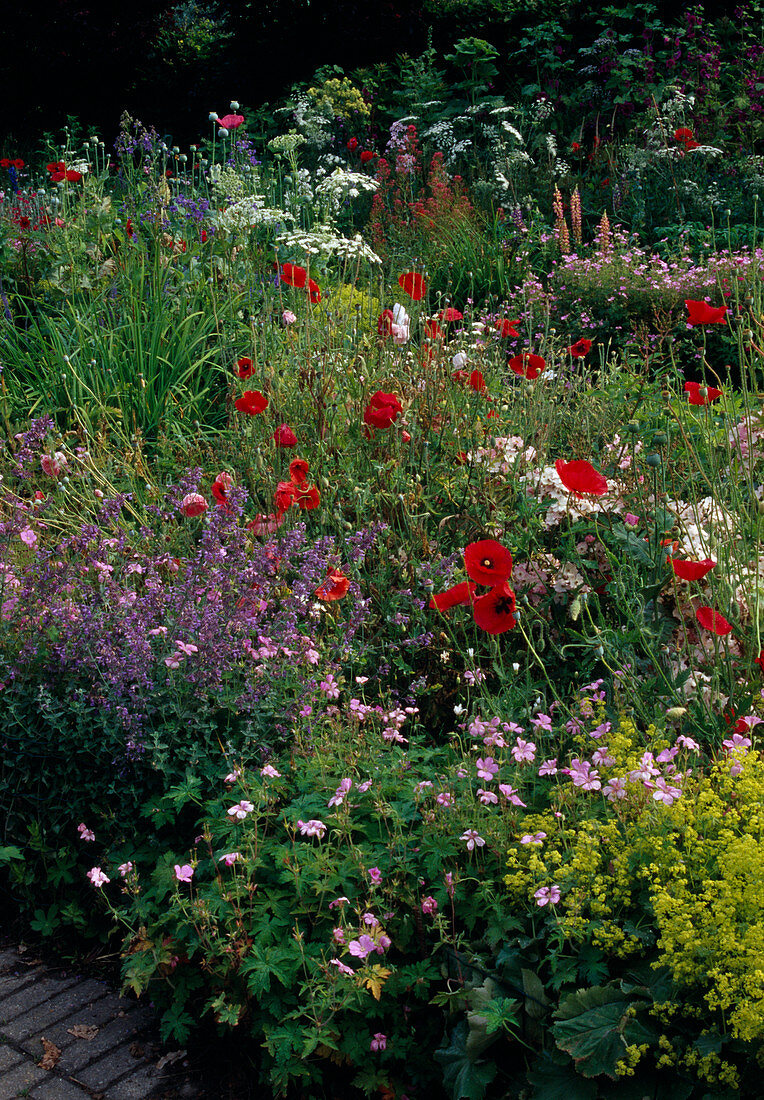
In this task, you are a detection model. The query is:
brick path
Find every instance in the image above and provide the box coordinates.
[0,946,198,1099]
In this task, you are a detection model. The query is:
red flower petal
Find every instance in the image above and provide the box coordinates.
[464,540,513,585]
[508,353,546,380]
[235,356,254,379]
[684,299,727,325]
[289,458,310,485]
[398,272,426,301]
[235,390,268,415]
[473,583,517,634]
[316,568,350,601]
[495,319,521,338]
[438,307,463,322]
[180,493,207,517]
[468,370,487,393]
[308,278,321,304]
[684,381,722,405]
[363,391,403,429]
[429,581,477,612]
[274,424,298,447]
[555,459,609,498]
[696,606,733,635]
[568,338,592,358]
[669,558,716,581]
[280,263,307,289]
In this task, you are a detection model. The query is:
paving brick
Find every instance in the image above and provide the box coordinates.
[28,1080,89,1099]
[2,981,109,1042]
[0,949,23,972]
[107,1063,161,1100]
[0,1058,47,1096]
[0,967,47,1000]
[74,1041,151,1091]
[0,1042,24,1071]
[19,994,123,1059]
[0,975,79,1027]
[56,1008,153,1075]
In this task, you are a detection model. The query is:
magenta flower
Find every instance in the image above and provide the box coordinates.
[421,895,438,915]
[534,884,561,907]
[348,934,376,959]
[117,862,133,877]
[174,864,194,883]
[218,852,241,866]
[260,764,281,778]
[461,829,485,851]
[511,739,537,763]
[475,756,499,781]
[477,788,499,805]
[330,958,355,976]
[436,791,454,807]
[370,1033,387,1052]
[87,867,110,888]
[368,867,382,886]
[77,823,96,842]
[520,832,547,845]
[538,758,557,776]
[297,819,327,838]
[498,783,526,807]
[227,800,254,820]
[603,777,627,801]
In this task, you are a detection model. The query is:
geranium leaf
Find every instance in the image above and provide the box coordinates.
[552,984,654,1078]
[434,1021,497,1100]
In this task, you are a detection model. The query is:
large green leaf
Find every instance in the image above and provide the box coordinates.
[434,1022,498,1100]
[552,984,654,1078]
[527,1051,597,1100]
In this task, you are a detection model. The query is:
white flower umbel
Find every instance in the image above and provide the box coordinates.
[276,224,382,264]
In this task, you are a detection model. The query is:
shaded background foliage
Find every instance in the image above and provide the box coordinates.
[1,0,749,146]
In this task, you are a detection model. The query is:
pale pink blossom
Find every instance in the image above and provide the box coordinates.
[534,884,561,906]
[227,800,254,820]
[421,895,438,915]
[461,829,485,851]
[296,819,327,838]
[370,1032,387,1052]
[174,864,194,883]
[87,867,110,888]
[77,823,95,842]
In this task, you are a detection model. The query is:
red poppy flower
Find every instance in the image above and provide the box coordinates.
[235,390,268,415]
[247,512,284,536]
[468,370,487,393]
[684,299,727,325]
[674,127,694,142]
[12,158,24,169]
[316,568,350,601]
[398,272,426,301]
[347,138,359,152]
[280,263,307,289]
[235,356,254,379]
[429,581,477,612]
[568,338,592,358]
[46,161,65,174]
[464,540,513,586]
[364,391,403,429]
[0,159,9,168]
[377,309,394,337]
[180,492,208,517]
[473,583,517,634]
[755,650,764,673]
[126,219,134,238]
[555,459,609,498]
[696,606,733,636]
[274,481,296,514]
[669,557,716,581]
[274,423,297,447]
[293,484,320,510]
[200,229,208,243]
[509,353,546,380]
[211,472,233,509]
[438,307,464,322]
[684,139,699,150]
[65,170,82,182]
[289,457,310,485]
[684,381,722,405]
[495,319,521,338]
[424,319,444,340]
[360,150,375,163]
[308,278,321,304]
[217,113,244,130]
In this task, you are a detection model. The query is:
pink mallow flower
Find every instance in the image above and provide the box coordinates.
[174,864,194,883]
[87,867,110,888]
[77,823,95,842]
[511,739,537,763]
[368,867,382,885]
[421,895,438,915]
[370,1033,387,1052]
[348,934,376,959]
[227,800,254,820]
[476,756,499,781]
[297,819,327,838]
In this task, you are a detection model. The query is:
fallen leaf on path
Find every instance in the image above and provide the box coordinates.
[38,1037,61,1069]
[67,1024,99,1041]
